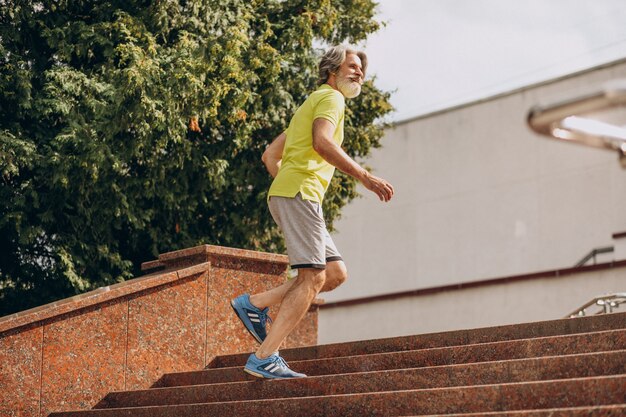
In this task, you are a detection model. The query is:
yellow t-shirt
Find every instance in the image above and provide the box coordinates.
[268,84,345,203]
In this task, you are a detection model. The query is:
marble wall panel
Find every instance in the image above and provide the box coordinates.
[125,271,207,390]
[0,324,43,417]
[40,300,127,416]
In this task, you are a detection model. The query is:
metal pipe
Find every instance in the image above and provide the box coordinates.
[528,80,626,168]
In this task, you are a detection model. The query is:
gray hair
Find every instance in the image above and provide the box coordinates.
[317,45,368,85]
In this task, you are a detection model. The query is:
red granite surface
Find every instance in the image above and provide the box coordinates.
[28,311,626,416]
[153,328,626,387]
[0,245,317,417]
[0,324,42,417]
[145,244,289,272]
[160,244,288,264]
[40,300,128,417]
[205,257,281,361]
[210,309,626,367]
[0,270,182,335]
[125,270,208,390]
[48,375,626,417]
[417,405,626,416]
[94,350,626,408]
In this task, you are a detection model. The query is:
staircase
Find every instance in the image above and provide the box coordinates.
[50,312,626,416]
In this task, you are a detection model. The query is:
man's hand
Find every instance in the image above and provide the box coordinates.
[361,172,394,202]
[262,132,286,178]
[312,118,395,202]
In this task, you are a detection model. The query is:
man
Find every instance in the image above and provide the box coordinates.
[231,45,394,379]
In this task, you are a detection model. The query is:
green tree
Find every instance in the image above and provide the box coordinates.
[0,0,392,316]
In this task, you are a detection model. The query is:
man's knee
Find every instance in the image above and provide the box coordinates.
[321,262,348,292]
[297,268,326,292]
[311,271,326,291]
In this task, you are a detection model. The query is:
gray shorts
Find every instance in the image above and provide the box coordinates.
[268,193,342,269]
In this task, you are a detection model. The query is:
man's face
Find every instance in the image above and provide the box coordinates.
[335,53,364,99]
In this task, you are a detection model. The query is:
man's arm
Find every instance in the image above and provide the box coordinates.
[262,132,286,178]
[312,118,394,202]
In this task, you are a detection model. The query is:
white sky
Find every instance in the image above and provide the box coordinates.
[360,0,626,121]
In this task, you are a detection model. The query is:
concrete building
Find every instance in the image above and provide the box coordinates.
[319,58,626,344]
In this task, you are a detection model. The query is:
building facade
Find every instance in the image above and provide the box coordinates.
[319,58,626,344]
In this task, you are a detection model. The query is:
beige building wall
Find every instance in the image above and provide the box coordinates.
[319,59,626,343]
[318,266,626,344]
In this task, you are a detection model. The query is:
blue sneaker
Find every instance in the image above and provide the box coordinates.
[231,294,272,344]
[244,352,307,379]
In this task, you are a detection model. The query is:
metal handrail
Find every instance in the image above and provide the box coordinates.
[527,79,626,168]
[574,246,614,267]
[567,293,626,318]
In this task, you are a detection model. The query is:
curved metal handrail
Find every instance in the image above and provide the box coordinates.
[527,79,626,168]
[567,293,626,318]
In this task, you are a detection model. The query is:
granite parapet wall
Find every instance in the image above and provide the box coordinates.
[0,245,318,417]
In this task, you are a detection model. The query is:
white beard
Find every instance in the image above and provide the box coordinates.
[337,78,361,98]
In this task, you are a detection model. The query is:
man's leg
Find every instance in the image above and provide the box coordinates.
[249,259,345,309]
[320,260,347,292]
[236,194,332,377]
[255,268,325,358]
[249,277,296,309]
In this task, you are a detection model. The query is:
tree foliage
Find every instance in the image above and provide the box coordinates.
[0,0,392,316]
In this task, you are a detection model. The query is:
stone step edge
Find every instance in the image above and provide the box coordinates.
[51,374,626,416]
[409,404,626,416]
[208,312,626,368]
[95,350,626,409]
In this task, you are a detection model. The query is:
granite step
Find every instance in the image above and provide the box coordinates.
[156,328,626,386]
[48,374,626,417]
[95,350,626,409]
[413,405,626,416]
[425,405,626,416]
[209,311,626,368]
